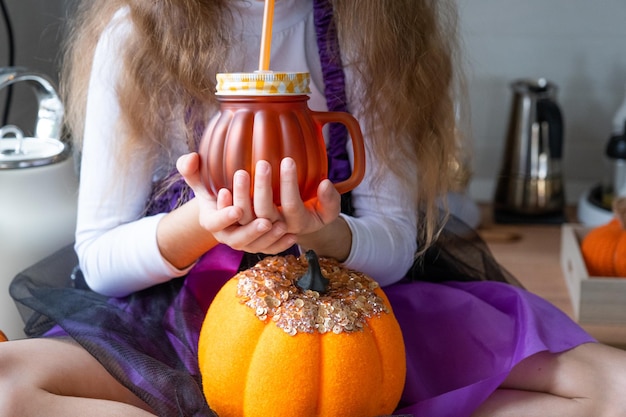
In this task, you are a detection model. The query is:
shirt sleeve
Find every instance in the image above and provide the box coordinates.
[74,10,191,297]
[339,136,418,287]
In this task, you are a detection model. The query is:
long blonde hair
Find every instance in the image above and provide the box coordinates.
[61,0,465,251]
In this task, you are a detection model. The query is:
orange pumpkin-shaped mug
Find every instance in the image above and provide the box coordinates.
[198,72,366,206]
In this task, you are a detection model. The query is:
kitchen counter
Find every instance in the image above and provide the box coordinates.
[479,205,626,349]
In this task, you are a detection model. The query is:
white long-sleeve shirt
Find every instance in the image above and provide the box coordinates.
[75,0,418,297]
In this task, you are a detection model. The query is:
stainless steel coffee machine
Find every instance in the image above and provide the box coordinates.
[494,78,566,223]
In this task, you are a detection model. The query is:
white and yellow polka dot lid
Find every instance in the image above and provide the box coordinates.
[215,71,311,95]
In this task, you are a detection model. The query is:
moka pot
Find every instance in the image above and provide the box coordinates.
[494,78,565,218]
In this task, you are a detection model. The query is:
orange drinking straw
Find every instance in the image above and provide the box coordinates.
[258,0,275,71]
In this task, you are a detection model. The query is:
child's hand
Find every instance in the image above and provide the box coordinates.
[233,157,342,237]
[176,153,295,254]
[277,157,342,236]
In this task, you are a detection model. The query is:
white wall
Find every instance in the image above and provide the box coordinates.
[460,0,626,203]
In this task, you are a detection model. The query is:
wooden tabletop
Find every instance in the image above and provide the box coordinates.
[479,205,626,349]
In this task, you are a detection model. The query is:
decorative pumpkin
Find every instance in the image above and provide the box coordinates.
[198,250,406,417]
[581,196,626,277]
[0,330,6,342]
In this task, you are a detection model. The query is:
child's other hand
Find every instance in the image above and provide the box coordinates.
[236,157,342,236]
[277,157,341,235]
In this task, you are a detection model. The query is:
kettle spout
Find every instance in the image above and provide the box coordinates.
[0,67,64,141]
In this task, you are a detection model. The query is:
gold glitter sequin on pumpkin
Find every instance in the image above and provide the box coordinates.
[236,254,389,336]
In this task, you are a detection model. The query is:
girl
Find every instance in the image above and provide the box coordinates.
[3,1,626,416]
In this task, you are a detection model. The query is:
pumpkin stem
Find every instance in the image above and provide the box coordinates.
[296,250,329,294]
[613,196,626,229]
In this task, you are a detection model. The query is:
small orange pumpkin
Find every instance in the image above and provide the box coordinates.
[198,251,406,417]
[0,330,7,342]
[581,197,626,277]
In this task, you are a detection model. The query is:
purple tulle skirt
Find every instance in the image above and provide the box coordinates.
[12,242,594,417]
[386,280,593,416]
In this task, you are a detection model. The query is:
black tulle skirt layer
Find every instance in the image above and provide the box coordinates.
[10,218,594,417]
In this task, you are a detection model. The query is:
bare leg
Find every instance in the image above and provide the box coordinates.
[0,337,156,417]
[472,342,626,417]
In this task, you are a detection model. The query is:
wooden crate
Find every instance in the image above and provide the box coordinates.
[560,224,626,324]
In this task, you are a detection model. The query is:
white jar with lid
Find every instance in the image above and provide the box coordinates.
[0,68,77,340]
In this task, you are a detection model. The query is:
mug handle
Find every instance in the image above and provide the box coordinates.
[310,111,366,194]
